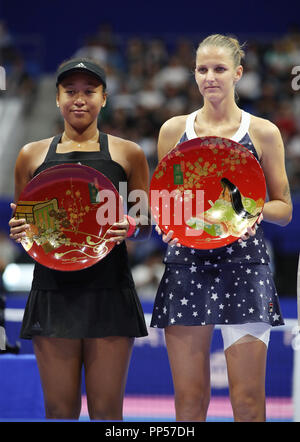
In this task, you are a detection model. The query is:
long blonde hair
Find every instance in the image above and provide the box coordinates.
[196,34,245,67]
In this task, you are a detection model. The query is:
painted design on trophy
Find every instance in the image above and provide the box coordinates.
[15,181,110,263]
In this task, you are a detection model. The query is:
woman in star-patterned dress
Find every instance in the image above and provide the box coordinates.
[150,34,293,422]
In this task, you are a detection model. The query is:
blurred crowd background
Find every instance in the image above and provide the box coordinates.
[0,19,300,301]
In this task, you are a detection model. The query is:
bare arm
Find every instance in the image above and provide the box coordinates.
[127,141,152,240]
[157,115,187,161]
[9,144,34,242]
[155,116,187,244]
[108,140,152,242]
[252,119,293,226]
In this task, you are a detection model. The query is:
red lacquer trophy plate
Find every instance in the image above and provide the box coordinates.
[150,136,266,249]
[15,164,122,270]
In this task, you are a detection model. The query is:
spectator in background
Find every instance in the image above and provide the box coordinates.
[264,38,295,76]
[74,36,108,66]
[110,83,136,114]
[153,55,190,90]
[126,37,145,67]
[255,81,278,120]
[0,21,37,110]
[274,100,298,140]
[134,78,165,110]
[127,61,146,93]
[145,38,168,70]
[236,64,262,109]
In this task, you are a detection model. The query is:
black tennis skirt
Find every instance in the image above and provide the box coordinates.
[20,286,148,339]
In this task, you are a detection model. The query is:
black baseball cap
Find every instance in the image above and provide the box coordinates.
[56,59,107,88]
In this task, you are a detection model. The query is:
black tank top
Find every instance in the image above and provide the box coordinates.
[31,132,135,290]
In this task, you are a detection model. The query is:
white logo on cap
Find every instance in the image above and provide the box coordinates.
[75,63,86,68]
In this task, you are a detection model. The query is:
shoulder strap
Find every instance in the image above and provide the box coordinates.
[231,111,251,142]
[43,134,62,161]
[99,132,111,159]
[185,110,198,140]
[185,110,251,143]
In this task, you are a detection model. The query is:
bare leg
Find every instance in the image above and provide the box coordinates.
[83,336,134,420]
[33,337,83,419]
[225,335,268,422]
[165,325,214,421]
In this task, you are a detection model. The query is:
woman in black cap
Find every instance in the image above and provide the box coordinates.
[9,57,151,420]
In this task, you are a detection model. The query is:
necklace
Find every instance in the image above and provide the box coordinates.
[62,130,99,148]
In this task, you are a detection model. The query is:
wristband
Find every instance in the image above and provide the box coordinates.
[133,226,140,238]
[125,215,136,237]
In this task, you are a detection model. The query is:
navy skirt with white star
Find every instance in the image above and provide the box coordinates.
[150,261,284,328]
